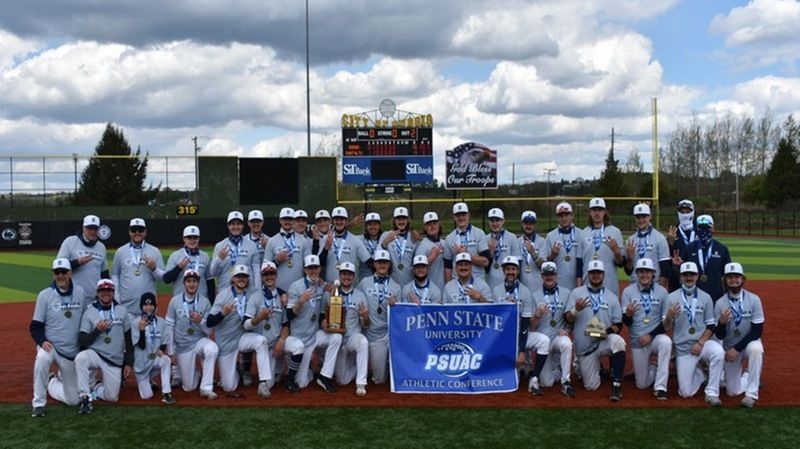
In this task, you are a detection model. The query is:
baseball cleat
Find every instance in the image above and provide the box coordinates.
[655,390,668,401]
[161,393,176,405]
[78,396,93,415]
[257,381,272,399]
[31,406,45,418]
[740,397,757,408]
[705,395,723,407]
[316,375,337,393]
[560,382,576,398]
[285,378,300,394]
[528,376,543,396]
[199,389,218,400]
[355,384,367,397]
[610,384,622,402]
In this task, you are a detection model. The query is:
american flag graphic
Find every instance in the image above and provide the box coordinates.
[446,142,497,168]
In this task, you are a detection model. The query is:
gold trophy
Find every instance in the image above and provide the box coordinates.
[585,316,608,339]
[326,280,346,333]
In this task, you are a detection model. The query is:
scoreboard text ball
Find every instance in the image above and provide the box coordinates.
[342,127,432,157]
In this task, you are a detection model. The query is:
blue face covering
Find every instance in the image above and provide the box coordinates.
[697,227,713,248]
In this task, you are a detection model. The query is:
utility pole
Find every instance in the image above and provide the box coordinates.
[192,136,200,204]
[512,163,515,186]
[611,127,615,151]
[305,0,311,157]
[543,167,557,225]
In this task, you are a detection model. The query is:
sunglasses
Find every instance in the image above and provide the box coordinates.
[130,227,146,233]
[53,269,69,275]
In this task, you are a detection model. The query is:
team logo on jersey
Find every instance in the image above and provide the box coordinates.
[424,341,483,377]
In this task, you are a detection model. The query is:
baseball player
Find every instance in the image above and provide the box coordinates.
[528,262,575,397]
[165,268,218,399]
[379,207,417,286]
[111,218,165,315]
[210,211,260,295]
[517,210,547,293]
[484,208,521,292]
[131,293,175,405]
[443,202,490,282]
[714,262,764,408]
[663,262,724,406]
[413,211,447,291]
[324,262,370,396]
[284,255,342,392]
[357,212,383,281]
[322,206,372,283]
[163,225,215,301]
[265,207,313,292]
[30,258,88,417]
[675,215,731,302]
[400,255,444,304]
[206,265,273,398]
[565,260,626,401]
[246,210,269,271]
[620,258,671,400]
[667,199,697,291]
[312,209,332,256]
[582,198,625,296]
[358,249,402,384]
[443,252,493,304]
[244,261,289,389]
[57,214,109,303]
[545,202,585,290]
[625,204,670,288]
[293,209,313,238]
[75,279,133,414]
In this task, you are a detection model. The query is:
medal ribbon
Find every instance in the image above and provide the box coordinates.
[544,287,559,319]
[504,280,519,303]
[457,277,474,303]
[562,226,575,255]
[334,231,348,264]
[231,286,247,318]
[681,288,697,324]
[640,287,653,316]
[228,236,241,267]
[678,227,695,246]
[589,288,604,314]
[262,286,276,309]
[459,225,471,248]
[304,277,319,309]
[98,302,116,335]
[493,230,505,264]
[145,314,158,350]
[394,233,408,264]
[729,293,744,327]
[521,235,534,266]
[184,247,200,271]
[697,242,714,276]
[413,280,430,304]
[131,242,144,269]
[373,276,388,306]
[593,225,605,253]
[637,227,652,259]
[53,283,74,311]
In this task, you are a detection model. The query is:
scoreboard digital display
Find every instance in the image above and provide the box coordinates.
[342,127,433,157]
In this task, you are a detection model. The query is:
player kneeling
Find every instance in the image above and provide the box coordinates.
[132,293,175,405]
[326,262,370,396]
[243,261,288,391]
[664,262,724,406]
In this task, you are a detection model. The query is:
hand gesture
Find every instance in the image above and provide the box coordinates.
[350,213,364,228]
[323,283,335,294]
[138,318,148,331]
[78,254,94,266]
[625,301,639,317]
[638,334,652,346]
[324,232,334,250]
[189,311,203,324]
[256,307,271,322]
[178,257,190,269]
[96,319,112,332]
[411,230,422,243]
[626,238,636,258]
[300,288,314,304]
[549,241,562,259]
[488,237,497,254]
[312,226,321,241]
[276,249,289,263]
[218,246,230,261]
[534,303,549,318]
[358,303,369,320]
[452,243,466,254]
[429,244,443,260]
[524,238,536,255]
[719,308,732,324]
[575,297,589,312]
[143,255,157,271]
[409,291,420,305]
[668,225,678,245]
[384,230,398,246]
[605,236,620,254]
[387,295,397,307]
[259,235,269,248]
[667,301,680,320]
[671,249,683,267]
[222,302,235,316]
[466,287,482,301]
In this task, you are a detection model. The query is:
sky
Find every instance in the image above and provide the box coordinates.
[0,0,799,191]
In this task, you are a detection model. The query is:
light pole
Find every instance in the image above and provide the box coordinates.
[192,136,200,204]
[305,0,311,157]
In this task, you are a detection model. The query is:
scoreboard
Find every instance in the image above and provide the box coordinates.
[342,127,433,157]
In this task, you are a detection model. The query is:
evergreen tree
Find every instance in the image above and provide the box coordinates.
[597,146,627,197]
[763,137,800,207]
[74,123,158,205]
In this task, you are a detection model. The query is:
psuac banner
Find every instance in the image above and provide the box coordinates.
[389,303,518,394]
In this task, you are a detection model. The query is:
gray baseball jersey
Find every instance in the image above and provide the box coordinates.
[131,315,167,377]
[112,242,165,312]
[322,287,368,343]
[210,236,260,293]
[442,277,494,304]
[443,225,489,280]
[531,286,572,339]
[545,226,586,290]
[324,231,371,283]
[517,233,547,292]
[165,247,213,297]
[581,225,624,296]
[246,233,267,268]
[483,230,522,291]
[666,287,715,356]
[264,230,313,291]
[492,281,533,317]
[208,286,250,355]
[80,302,132,366]
[57,235,108,302]
[565,286,621,356]
[379,231,417,286]
[357,235,381,281]
[245,287,286,347]
[627,227,670,282]
[286,277,326,346]
[165,293,212,354]
[714,289,765,351]
[620,283,670,348]
[357,276,402,342]
[400,279,443,304]
[413,237,447,291]
[32,283,88,359]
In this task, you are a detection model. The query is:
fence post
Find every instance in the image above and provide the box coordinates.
[9,156,13,207]
[42,156,46,207]
[165,156,170,205]
[761,210,765,235]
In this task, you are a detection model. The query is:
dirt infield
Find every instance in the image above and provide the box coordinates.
[3,280,797,409]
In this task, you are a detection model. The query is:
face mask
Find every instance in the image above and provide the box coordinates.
[697,227,713,247]
[678,212,694,230]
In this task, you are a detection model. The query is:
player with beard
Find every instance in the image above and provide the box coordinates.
[401,255,443,304]
[357,212,383,281]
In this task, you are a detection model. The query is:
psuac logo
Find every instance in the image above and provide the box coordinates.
[424,341,483,378]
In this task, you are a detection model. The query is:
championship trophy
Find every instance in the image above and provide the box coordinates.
[326,280,346,333]
[585,316,608,339]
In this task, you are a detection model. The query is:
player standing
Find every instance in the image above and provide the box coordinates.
[667,199,697,291]
[581,198,625,296]
[322,207,371,283]
[443,203,490,282]
[484,208,521,291]
[625,204,670,288]
[413,212,446,291]
[163,225,215,301]
[210,211,260,295]
[57,215,109,303]
[111,218,165,315]
[357,212,383,281]
[379,207,417,286]
[517,210,547,293]
[265,207,313,291]
[545,202,585,290]
[676,215,731,302]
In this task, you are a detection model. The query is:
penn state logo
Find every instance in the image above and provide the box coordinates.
[2,228,16,241]
[424,341,483,378]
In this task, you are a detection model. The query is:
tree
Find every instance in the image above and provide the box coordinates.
[74,123,158,206]
[763,137,800,207]
[624,147,644,173]
[597,146,626,197]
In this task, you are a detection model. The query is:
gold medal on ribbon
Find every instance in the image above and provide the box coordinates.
[64,310,72,318]
[104,336,112,344]
[187,328,195,335]
[564,255,571,262]
[688,327,696,335]
[148,353,156,360]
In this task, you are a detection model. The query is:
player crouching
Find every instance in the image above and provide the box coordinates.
[75,279,133,414]
[132,293,175,405]
[326,262,370,396]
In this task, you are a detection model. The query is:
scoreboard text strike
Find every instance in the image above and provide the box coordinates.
[342,127,433,157]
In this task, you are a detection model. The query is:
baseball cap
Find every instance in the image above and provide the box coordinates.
[129,218,146,228]
[52,258,71,271]
[365,212,381,222]
[331,207,348,219]
[294,209,309,219]
[140,292,156,309]
[696,215,714,227]
[677,199,694,211]
[96,279,115,290]
[227,211,244,223]
[633,204,651,216]
[248,210,264,222]
[724,262,744,276]
[586,260,605,272]
[555,202,573,215]
[589,198,606,209]
[423,211,439,224]
[541,261,558,274]
[183,268,201,279]
[635,258,656,271]
[488,208,504,220]
[315,209,331,220]
[338,261,356,272]
[373,249,391,262]
[452,202,469,214]
[278,208,295,219]
[521,210,537,223]
[454,252,472,263]
[393,207,409,218]
[680,262,699,274]
[183,225,200,237]
[412,255,428,266]
[501,255,519,267]
[260,261,277,273]
[232,264,250,277]
[83,215,100,228]
[304,255,321,267]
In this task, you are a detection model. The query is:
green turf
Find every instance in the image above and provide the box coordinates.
[1,404,797,449]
